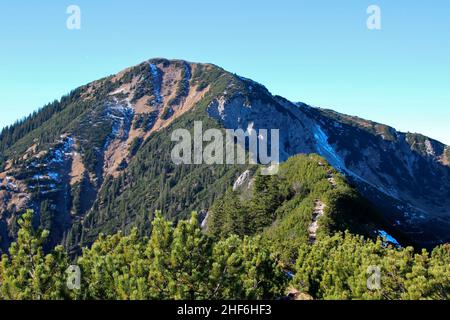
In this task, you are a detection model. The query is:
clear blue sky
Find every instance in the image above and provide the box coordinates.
[1,0,449,144]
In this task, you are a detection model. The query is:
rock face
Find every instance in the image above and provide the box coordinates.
[301,108,450,248]
[205,84,450,249]
[233,170,251,191]
[0,59,212,252]
[0,58,448,252]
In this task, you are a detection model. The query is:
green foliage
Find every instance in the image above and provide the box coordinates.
[80,102,251,245]
[73,211,285,300]
[76,227,149,299]
[159,107,173,120]
[0,78,121,175]
[1,210,448,300]
[196,81,208,91]
[207,190,249,238]
[129,63,160,103]
[207,172,285,239]
[1,60,448,301]
[0,60,258,251]
[292,232,450,300]
[0,87,85,163]
[207,154,381,267]
[0,210,70,300]
[133,112,158,131]
[209,235,286,299]
[168,62,191,106]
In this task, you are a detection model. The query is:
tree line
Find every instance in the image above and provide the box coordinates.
[1,210,448,300]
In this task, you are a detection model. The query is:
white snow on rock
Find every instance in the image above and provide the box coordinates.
[424,139,435,156]
[312,125,404,201]
[233,170,251,191]
[50,150,64,164]
[313,125,345,170]
[105,100,134,141]
[200,211,209,230]
[378,230,401,247]
[48,137,74,165]
[149,64,162,104]
[47,172,60,182]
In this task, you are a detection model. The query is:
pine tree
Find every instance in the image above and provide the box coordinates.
[39,200,53,231]
[145,210,174,299]
[0,210,70,300]
[167,212,212,299]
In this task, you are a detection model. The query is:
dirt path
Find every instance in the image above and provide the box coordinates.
[307,165,337,244]
[318,161,337,188]
[308,200,326,244]
[327,170,337,188]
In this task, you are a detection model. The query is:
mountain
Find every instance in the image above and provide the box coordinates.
[0,58,449,254]
[205,154,386,267]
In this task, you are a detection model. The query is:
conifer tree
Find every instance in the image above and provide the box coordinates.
[0,210,69,300]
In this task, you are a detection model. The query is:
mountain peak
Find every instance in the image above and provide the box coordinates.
[0,58,449,253]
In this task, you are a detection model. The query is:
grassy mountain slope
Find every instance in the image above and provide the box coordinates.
[206,154,386,267]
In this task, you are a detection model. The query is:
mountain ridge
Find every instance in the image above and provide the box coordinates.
[0,58,449,253]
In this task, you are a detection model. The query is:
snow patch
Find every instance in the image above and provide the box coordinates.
[149,64,162,104]
[233,170,251,191]
[200,211,209,229]
[48,137,74,164]
[313,125,402,201]
[47,172,60,182]
[425,139,435,156]
[105,100,134,142]
[313,125,345,170]
[378,230,401,247]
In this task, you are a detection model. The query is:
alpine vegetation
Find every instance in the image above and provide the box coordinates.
[0,58,449,300]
